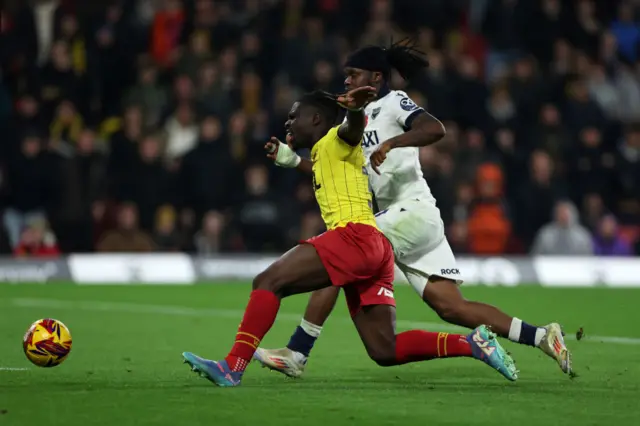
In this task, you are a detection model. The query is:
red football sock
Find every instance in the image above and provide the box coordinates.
[394,330,472,365]
[225,289,280,372]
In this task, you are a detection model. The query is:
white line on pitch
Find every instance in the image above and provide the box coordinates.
[0,367,28,371]
[7,297,640,345]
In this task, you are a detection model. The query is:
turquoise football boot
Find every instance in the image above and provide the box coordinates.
[467,325,519,381]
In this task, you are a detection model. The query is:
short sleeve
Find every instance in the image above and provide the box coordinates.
[390,92,425,131]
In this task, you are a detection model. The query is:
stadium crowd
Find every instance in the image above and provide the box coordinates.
[0,0,639,257]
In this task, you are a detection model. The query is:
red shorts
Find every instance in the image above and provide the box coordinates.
[303,223,395,317]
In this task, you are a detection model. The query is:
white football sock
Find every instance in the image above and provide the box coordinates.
[534,328,547,347]
[508,318,522,343]
[300,319,323,339]
[509,317,547,347]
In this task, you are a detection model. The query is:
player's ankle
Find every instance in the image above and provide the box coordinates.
[508,318,545,347]
[286,319,323,356]
[225,355,249,373]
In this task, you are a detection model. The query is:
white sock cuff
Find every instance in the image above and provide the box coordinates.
[534,327,546,347]
[300,319,323,338]
[508,318,523,343]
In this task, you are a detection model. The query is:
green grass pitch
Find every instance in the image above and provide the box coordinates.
[1,283,640,426]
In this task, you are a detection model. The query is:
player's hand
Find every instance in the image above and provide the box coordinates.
[337,86,377,110]
[264,136,301,168]
[370,142,392,175]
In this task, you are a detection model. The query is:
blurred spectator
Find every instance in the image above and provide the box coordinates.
[193,210,227,254]
[13,218,60,258]
[57,14,86,76]
[11,93,46,153]
[593,215,633,256]
[532,200,593,255]
[49,99,83,150]
[568,127,616,202]
[14,0,65,67]
[196,60,231,117]
[610,2,640,63]
[176,31,213,81]
[51,128,106,252]
[482,0,527,81]
[234,164,287,252]
[97,203,155,252]
[3,133,55,248]
[150,0,185,68]
[581,192,606,232]
[38,40,82,117]
[180,115,233,216]
[572,0,601,56]
[453,56,487,129]
[529,104,570,169]
[466,163,512,255]
[108,104,144,192]
[164,102,198,162]
[564,78,606,132]
[124,62,168,127]
[153,205,182,251]
[511,56,542,113]
[115,134,173,231]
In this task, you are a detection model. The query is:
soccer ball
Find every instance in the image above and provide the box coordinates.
[23,318,72,367]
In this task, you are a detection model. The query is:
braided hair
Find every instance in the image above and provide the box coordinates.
[385,37,429,80]
[344,37,429,81]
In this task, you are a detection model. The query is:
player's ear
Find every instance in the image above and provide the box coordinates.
[371,71,383,85]
[312,112,321,126]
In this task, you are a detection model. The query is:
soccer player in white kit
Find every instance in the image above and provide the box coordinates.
[256,42,573,378]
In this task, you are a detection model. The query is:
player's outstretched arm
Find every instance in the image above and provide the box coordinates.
[370,111,445,174]
[265,137,313,174]
[337,86,377,146]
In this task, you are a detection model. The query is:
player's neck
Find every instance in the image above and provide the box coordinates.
[312,125,331,144]
[377,83,390,98]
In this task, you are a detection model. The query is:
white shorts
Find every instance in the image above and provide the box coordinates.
[374,198,462,296]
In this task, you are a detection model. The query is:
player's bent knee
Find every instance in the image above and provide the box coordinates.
[252,270,281,294]
[435,303,464,323]
[425,277,466,323]
[369,352,397,367]
[366,347,397,367]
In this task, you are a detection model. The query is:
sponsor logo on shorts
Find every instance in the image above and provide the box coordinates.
[377,287,394,298]
[440,268,460,275]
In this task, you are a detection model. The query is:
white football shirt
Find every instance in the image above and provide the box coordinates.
[359,89,436,211]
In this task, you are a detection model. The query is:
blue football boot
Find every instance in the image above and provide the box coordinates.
[182,352,242,387]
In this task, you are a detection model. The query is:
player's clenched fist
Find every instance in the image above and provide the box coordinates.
[264,136,301,168]
[369,142,392,175]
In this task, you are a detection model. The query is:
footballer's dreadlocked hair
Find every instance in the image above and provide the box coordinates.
[344,37,429,81]
[299,90,342,125]
[385,37,429,80]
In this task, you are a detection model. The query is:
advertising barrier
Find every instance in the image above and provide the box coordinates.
[0,254,637,287]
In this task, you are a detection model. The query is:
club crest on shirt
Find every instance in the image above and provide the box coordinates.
[400,97,419,112]
[371,107,381,119]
